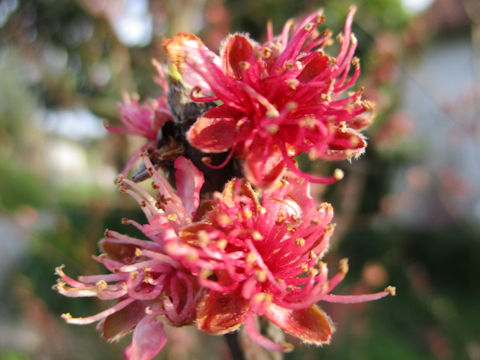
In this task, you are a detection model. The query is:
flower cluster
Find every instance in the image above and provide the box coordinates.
[55,7,393,360]
[163,6,373,188]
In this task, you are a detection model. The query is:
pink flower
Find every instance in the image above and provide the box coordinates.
[54,156,205,360]
[163,7,373,189]
[105,65,173,175]
[166,174,394,351]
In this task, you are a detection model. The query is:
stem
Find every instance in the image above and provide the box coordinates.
[225,332,246,360]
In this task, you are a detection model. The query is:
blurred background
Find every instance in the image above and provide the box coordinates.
[0,0,479,359]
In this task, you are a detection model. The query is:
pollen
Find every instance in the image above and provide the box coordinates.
[54,264,66,276]
[239,61,250,70]
[246,252,257,264]
[167,214,178,222]
[285,61,295,71]
[266,109,280,118]
[218,214,233,226]
[295,237,306,246]
[303,22,314,31]
[385,286,396,296]
[280,342,294,353]
[339,258,349,275]
[300,116,317,129]
[334,168,344,180]
[216,239,228,250]
[286,101,298,111]
[286,79,299,90]
[198,230,210,247]
[201,156,212,164]
[256,270,267,282]
[253,292,272,304]
[96,280,108,291]
[252,231,264,241]
[266,124,279,134]
[135,248,143,257]
[321,93,331,102]
[61,313,73,322]
[262,47,272,58]
[200,268,213,279]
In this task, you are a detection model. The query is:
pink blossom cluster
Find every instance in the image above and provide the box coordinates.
[55,7,394,360]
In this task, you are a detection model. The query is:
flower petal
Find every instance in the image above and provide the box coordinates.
[197,290,249,335]
[265,303,333,345]
[162,32,220,92]
[244,146,286,189]
[174,157,205,217]
[187,105,240,153]
[124,315,167,360]
[297,53,330,82]
[101,301,145,341]
[221,34,255,79]
[321,128,367,161]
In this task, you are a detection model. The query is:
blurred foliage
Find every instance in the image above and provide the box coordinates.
[0,0,478,359]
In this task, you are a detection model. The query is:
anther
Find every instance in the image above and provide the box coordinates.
[96,280,108,291]
[266,124,279,134]
[339,258,349,275]
[334,168,344,180]
[295,238,306,247]
[239,61,250,70]
[385,286,396,296]
[303,22,314,31]
[167,214,178,222]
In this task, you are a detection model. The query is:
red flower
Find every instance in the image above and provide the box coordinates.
[105,65,173,175]
[166,174,394,351]
[54,156,205,360]
[164,7,373,188]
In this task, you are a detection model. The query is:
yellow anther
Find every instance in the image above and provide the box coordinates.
[300,116,317,129]
[286,79,299,90]
[309,268,319,277]
[339,258,349,275]
[167,214,178,222]
[135,248,143,257]
[385,286,396,296]
[216,239,228,250]
[197,230,210,247]
[218,214,233,227]
[186,252,199,262]
[334,168,344,180]
[239,61,250,70]
[295,238,306,247]
[246,252,257,264]
[252,231,264,241]
[281,342,295,352]
[286,101,298,111]
[304,22,314,31]
[321,93,332,102]
[200,268,213,279]
[256,270,267,282]
[96,280,108,291]
[61,313,73,322]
